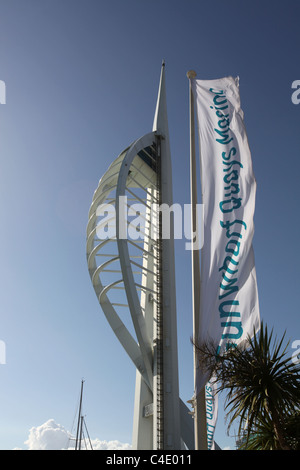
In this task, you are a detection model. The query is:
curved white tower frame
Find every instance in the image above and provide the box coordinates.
[86,64,194,450]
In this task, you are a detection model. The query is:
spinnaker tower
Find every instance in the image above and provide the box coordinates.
[86,63,194,450]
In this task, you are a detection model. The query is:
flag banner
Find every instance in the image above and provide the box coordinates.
[205,380,218,450]
[191,77,260,447]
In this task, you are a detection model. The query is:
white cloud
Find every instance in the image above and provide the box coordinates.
[88,439,131,451]
[24,419,72,450]
[23,419,131,450]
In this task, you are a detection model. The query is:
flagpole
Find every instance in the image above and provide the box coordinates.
[187,70,208,451]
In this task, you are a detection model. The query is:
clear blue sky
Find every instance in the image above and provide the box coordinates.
[0,0,299,450]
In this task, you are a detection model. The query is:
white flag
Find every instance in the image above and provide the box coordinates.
[191,76,260,446]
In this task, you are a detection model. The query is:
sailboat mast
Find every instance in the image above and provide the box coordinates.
[75,379,84,450]
[78,416,84,450]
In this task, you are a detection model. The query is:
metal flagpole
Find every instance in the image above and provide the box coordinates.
[186,70,208,451]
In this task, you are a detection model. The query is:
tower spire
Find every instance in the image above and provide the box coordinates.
[153,61,168,136]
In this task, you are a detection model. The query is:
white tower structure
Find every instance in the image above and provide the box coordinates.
[86,64,194,450]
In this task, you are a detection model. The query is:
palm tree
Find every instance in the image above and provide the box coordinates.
[194,323,300,450]
[238,410,300,450]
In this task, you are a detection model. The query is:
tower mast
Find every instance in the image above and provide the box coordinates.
[152,62,181,449]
